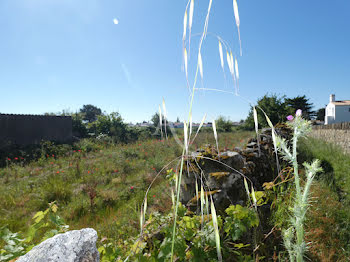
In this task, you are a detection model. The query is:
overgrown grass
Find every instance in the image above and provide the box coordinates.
[0,132,250,247]
[299,137,350,204]
[298,136,350,260]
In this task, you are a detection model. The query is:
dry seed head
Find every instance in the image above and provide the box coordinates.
[218,41,224,69]
[212,119,218,145]
[234,57,239,80]
[233,0,242,56]
[251,185,257,206]
[211,201,223,261]
[189,0,194,31]
[184,48,188,77]
[230,52,235,76]
[162,99,167,118]
[253,106,258,137]
[140,209,144,230]
[183,11,188,41]
[226,51,232,74]
[198,51,203,79]
[243,177,250,199]
[143,197,147,219]
[184,121,188,154]
[159,105,162,127]
[212,119,219,154]
[200,185,205,220]
[233,0,240,27]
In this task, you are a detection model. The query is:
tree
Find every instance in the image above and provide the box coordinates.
[215,116,233,132]
[79,104,102,123]
[91,112,128,143]
[150,112,171,138]
[284,95,315,120]
[316,108,325,121]
[151,112,161,128]
[72,113,88,138]
[244,94,288,130]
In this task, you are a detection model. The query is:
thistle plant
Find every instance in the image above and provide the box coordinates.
[275,110,322,262]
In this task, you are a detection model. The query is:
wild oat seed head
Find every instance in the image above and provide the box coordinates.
[230,52,234,75]
[183,11,188,40]
[218,41,224,69]
[234,57,239,79]
[189,0,194,31]
[184,48,188,77]
[233,0,240,27]
[226,51,232,74]
[198,51,203,79]
[162,99,167,118]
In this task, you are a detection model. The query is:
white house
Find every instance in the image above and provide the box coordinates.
[325,94,350,125]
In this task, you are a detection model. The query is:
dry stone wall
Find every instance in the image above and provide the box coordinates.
[310,127,350,154]
[180,124,292,213]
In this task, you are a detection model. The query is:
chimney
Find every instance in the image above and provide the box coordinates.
[330,94,335,103]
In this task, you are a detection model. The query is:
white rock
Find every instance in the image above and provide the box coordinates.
[17,228,99,262]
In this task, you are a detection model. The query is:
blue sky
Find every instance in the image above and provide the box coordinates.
[0,0,349,123]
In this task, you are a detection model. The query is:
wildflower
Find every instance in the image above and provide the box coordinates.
[50,162,54,164]
[153,195,155,198]
[114,170,118,173]
[56,171,60,174]
[78,150,81,152]
[296,109,302,117]
[73,150,76,152]
[287,115,294,121]
[14,157,18,160]
[130,186,134,190]
[52,154,55,157]
[7,158,11,161]
[88,171,90,174]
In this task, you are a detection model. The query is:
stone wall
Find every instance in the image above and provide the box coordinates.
[313,122,350,130]
[310,128,350,154]
[180,124,292,213]
[0,114,72,147]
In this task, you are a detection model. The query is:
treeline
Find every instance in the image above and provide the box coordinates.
[243,94,325,130]
[52,105,170,144]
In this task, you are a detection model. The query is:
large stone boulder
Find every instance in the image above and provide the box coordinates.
[16,228,99,262]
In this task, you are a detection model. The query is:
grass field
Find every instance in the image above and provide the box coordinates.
[299,137,350,261]
[0,131,253,246]
[2,131,350,261]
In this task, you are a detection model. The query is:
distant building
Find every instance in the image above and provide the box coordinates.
[325,94,350,125]
[171,122,184,128]
[0,114,72,147]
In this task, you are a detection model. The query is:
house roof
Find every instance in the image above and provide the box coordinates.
[331,100,350,106]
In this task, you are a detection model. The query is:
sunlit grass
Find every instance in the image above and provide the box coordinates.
[0,132,250,245]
